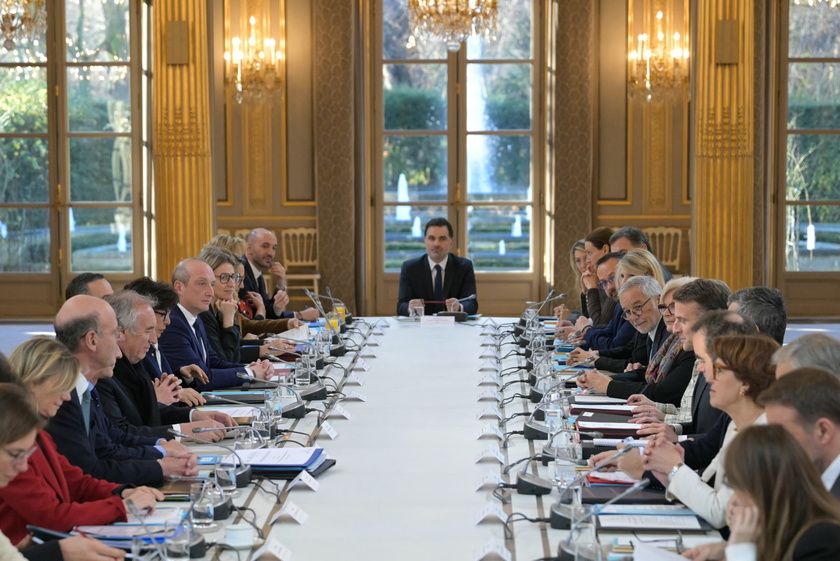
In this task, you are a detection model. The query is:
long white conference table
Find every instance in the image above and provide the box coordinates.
[183,317,716,560]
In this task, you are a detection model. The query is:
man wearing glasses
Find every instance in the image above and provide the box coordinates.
[576,276,695,406]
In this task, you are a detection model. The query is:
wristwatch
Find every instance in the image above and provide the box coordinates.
[667,462,684,483]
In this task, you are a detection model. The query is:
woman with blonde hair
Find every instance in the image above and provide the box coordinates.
[615,248,665,289]
[684,424,840,560]
[0,337,160,548]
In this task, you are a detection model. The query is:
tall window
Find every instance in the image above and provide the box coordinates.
[0,0,144,312]
[378,0,539,273]
[784,1,840,271]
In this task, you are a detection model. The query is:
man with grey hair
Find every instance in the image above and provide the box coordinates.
[773,333,840,378]
[47,295,198,485]
[99,290,231,442]
[576,276,694,405]
[727,286,787,344]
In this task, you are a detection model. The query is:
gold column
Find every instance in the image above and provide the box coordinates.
[692,0,754,289]
[153,1,214,278]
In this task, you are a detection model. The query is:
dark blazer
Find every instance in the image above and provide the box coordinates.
[0,432,125,544]
[46,387,164,486]
[792,522,840,560]
[682,414,731,471]
[396,253,478,316]
[240,255,294,320]
[583,287,616,327]
[108,356,191,428]
[595,319,669,372]
[97,377,171,440]
[582,304,636,352]
[199,310,261,363]
[682,372,724,437]
[605,324,696,406]
[159,305,247,391]
[142,344,170,380]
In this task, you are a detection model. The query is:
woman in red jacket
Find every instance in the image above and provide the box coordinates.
[0,336,161,543]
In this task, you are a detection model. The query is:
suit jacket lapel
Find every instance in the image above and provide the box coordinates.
[442,255,455,298]
[420,257,435,301]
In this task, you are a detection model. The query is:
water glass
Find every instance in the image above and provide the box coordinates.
[189,482,215,530]
[409,303,425,318]
[215,460,238,495]
[164,520,191,559]
[294,358,311,387]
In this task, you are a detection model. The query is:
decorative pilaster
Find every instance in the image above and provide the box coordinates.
[153,1,214,278]
[692,1,755,289]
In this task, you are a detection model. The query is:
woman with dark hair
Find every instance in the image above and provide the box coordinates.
[683,424,840,560]
[641,334,780,528]
[0,382,127,561]
[579,227,615,326]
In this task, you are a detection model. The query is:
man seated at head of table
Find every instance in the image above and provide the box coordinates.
[158,258,275,391]
[573,276,695,407]
[97,290,231,442]
[47,295,199,486]
[240,228,320,322]
[64,272,114,301]
[396,217,479,317]
[0,338,162,547]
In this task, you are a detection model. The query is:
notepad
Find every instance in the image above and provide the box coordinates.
[573,396,627,404]
[223,447,322,468]
[578,421,639,431]
[573,404,636,413]
[597,514,702,530]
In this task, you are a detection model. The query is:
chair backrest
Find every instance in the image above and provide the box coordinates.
[643,227,682,271]
[281,228,318,269]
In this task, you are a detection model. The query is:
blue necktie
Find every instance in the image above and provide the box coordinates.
[434,264,443,303]
[81,388,91,435]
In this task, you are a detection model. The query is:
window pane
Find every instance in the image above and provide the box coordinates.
[0,66,47,133]
[788,63,840,130]
[0,33,46,64]
[785,204,840,272]
[70,207,132,272]
[66,0,130,62]
[467,63,532,131]
[467,135,531,201]
[467,205,531,271]
[789,2,840,59]
[383,204,447,271]
[384,135,447,202]
[786,134,840,201]
[68,66,131,132]
[0,138,49,203]
[0,208,50,272]
[383,64,447,130]
[69,137,133,202]
[466,0,532,60]
[382,0,446,60]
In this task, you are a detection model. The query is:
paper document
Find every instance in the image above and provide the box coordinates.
[577,421,639,431]
[597,514,702,530]
[600,505,695,516]
[224,447,320,467]
[632,543,690,561]
[593,438,647,448]
[125,507,186,526]
[197,406,261,417]
[588,471,637,484]
[573,404,636,413]
[574,396,627,404]
[277,326,309,341]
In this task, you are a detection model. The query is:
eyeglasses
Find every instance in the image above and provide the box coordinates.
[710,362,731,380]
[597,275,616,291]
[2,444,37,466]
[622,297,652,320]
[657,302,676,315]
[215,273,243,285]
[153,310,171,320]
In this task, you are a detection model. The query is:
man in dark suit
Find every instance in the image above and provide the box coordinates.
[241,228,319,321]
[99,290,231,440]
[761,368,840,499]
[47,295,198,485]
[159,258,274,390]
[396,217,478,316]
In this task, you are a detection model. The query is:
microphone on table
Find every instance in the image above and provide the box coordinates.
[203,386,305,419]
[326,286,354,325]
[305,288,346,356]
[549,445,637,529]
[271,337,326,370]
[191,425,266,448]
[125,499,169,559]
[168,428,253,488]
[556,479,651,561]
[434,294,477,322]
[514,429,602,496]
[236,370,326,404]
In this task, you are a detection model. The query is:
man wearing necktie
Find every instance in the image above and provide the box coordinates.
[397,217,479,317]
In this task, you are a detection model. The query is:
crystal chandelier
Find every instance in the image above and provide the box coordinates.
[628,3,690,102]
[223,16,283,104]
[0,0,46,51]
[408,0,498,53]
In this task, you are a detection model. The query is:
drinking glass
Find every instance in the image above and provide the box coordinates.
[409,302,425,318]
[293,358,311,387]
[189,482,216,531]
[326,311,340,332]
[334,302,347,322]
[214,459,238,495]
[164,520,191,559]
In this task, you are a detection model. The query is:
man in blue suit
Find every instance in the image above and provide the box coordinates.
[159,258,274,391]
[397,217,479,316]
